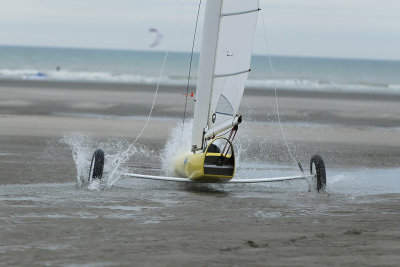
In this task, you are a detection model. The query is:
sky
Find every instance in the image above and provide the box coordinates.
[0,0,399,60]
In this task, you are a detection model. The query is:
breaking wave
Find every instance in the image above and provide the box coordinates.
[1,68,400,94]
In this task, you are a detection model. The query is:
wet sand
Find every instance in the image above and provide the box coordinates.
[1,80,400,266]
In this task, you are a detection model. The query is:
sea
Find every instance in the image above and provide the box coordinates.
[1,45,400,94]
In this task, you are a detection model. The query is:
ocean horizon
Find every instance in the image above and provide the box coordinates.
[1,45,400,94]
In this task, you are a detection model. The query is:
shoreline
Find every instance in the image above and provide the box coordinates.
[1,78,399,128]
[1,78,400,101]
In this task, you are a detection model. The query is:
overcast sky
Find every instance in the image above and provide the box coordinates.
[0,0,399,60]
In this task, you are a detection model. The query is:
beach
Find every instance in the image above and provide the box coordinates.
[1,79,400,266]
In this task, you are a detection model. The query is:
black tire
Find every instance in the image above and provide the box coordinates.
[88,149,104,182]
[310,154,326,192]
[207,144,221,153]
[203,143,221,153]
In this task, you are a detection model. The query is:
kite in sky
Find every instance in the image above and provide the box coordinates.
[149,28,163,48]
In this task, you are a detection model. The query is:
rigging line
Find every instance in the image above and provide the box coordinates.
[126,0,188,150]
[216,128,231,137]
[182,0,202,132]
[128,50,169,149]
[260,10,301,170]
[100,0,189,187]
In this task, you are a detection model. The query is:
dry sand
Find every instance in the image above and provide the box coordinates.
[0,80,399,266]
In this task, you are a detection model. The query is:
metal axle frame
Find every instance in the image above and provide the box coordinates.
[122,172,315,184]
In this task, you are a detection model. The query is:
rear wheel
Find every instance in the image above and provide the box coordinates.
[310,154,326,192]
[88,149,104,182]
[207,143,221,153]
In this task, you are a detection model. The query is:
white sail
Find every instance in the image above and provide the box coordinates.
[192,0,259,151]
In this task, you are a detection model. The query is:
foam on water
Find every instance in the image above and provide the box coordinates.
[3,67,400,94]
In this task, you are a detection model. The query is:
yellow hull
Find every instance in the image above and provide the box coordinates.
[174,152,235,182]
[174,137,236,183]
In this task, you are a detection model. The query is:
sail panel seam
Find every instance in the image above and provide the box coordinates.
[215,69,250,78]
[221,8,260,17]
[215,111,233,116]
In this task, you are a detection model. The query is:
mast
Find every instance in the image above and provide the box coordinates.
[191,0,223,152]
[191,0,259,152]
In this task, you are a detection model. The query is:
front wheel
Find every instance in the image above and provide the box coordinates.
[310,154,326,192]
[88,149,104,182]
